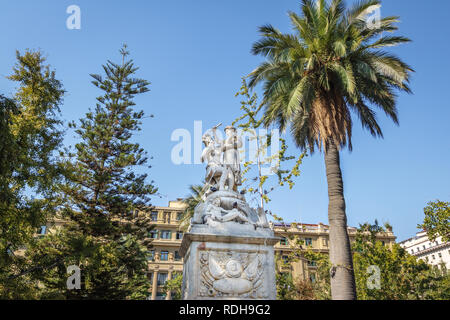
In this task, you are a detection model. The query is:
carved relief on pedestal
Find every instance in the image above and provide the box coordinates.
[198,249,268,299]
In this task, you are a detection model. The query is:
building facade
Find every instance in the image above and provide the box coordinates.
[34,200,397,299]
[145,200,397,299]
[399,231,450,270]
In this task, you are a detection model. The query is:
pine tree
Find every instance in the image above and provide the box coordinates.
[30,45,157,299]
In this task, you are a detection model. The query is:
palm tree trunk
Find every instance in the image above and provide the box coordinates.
[324,140,356,300]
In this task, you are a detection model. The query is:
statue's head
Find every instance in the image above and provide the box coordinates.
[202,133,212,146]
[224,126,236,137]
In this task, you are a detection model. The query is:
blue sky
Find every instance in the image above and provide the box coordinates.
[1,0,449,241]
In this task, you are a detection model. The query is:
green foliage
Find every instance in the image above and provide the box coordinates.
[28,45,157,299]
[353,222,449,300]
[249,0,413,153]
[275,240,331,300]
[302,250,332,300]
[0,50,65,298]
[418,200,450,242]
[250,0,413,300]
[276,271,297,300]
[180,184,204,231]
[26,230,150,300]
[163,273,183,300]
[275,254,318,300]
[233,78,306,212]
[274,220,449,300]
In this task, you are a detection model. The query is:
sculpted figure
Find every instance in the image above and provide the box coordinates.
[203,198,226,224]
[201,132,229,191]
[195,124,270,230]
[222,126,242,192]
[203,198,249,225]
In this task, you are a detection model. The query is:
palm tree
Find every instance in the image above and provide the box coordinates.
[179,184,205,231]
[248,0,413,299]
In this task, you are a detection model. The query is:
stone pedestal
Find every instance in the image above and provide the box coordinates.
[179,222,279,300]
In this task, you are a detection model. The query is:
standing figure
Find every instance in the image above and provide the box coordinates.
[201,132,229,192]
[222,126,243,192]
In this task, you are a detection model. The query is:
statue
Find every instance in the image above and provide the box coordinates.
[222,126,242,192]
[194,124,269,229]
[201,132,229,192]
[181,124,277,300]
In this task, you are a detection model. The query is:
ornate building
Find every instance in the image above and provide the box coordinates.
[399,231,450,270]
[35,199,396,299]
[144,200,396,299]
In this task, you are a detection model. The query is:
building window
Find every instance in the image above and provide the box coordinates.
[423,245,426,250]
[38,226,47,235]
[149,230,158,239]
[307,260,317,267]
[157,273,168,285]
[174,251,182,261]
[381,241,385,246]
[309,273,316,283]
[280,237,288,246]
[148,272,153,283]
[305,238,313,246]
[147,250,155,261]
[411,250,414,254]
[322,238,327,247]
[150,211,158,221]
[432,255,435,260]
[176,231,183,240]
[176,212,183,221]
[163,213,170,224]
[282,255,289,264]
[438,253,442,258]
[160,251,169,261]
[160,230,171,239]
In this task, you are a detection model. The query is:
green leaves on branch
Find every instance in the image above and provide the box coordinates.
[233,78,305,209]
[1,50,65,298]
[418,200,450,242]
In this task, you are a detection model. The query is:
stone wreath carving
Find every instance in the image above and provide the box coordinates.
[198,250,267,299]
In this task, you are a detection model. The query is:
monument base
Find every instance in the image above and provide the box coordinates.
[179,224,279,300]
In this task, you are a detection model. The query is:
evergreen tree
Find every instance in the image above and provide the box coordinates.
[0,50,64,299]
[30,45,157,299]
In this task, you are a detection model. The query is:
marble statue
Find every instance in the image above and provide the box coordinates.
[181,124,276,300]
[195,124,269,229]
[222,126,242,191]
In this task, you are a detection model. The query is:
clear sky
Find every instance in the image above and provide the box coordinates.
[1,0,449,241]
